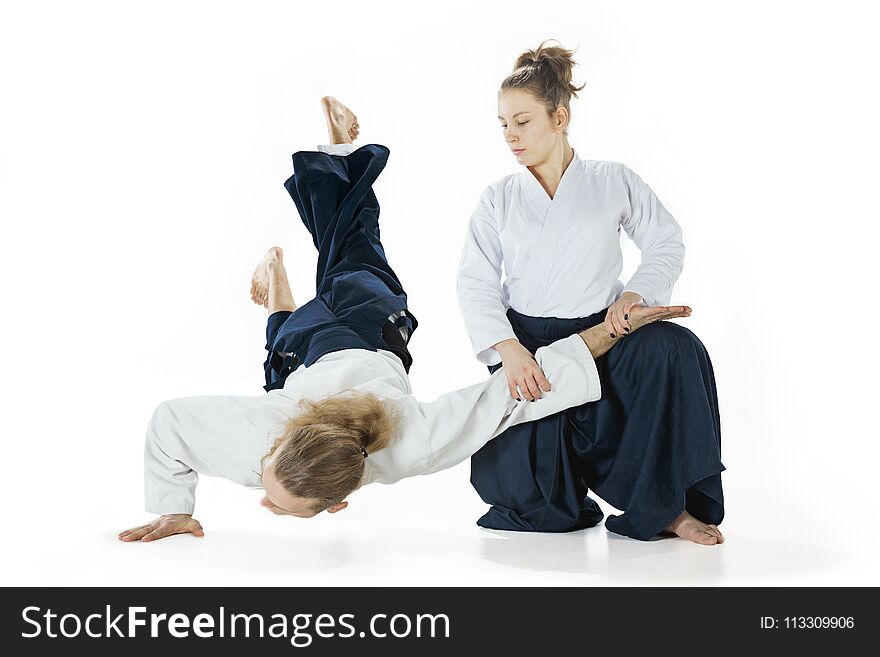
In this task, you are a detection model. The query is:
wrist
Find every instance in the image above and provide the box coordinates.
[493,338,519,355]
[579,325,615,359]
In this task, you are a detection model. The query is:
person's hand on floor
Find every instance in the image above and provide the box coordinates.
[118,514,205,542]
[494,338,551,401]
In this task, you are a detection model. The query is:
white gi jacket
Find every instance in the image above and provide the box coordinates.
[457,149,685,365]
[144,334,601,515]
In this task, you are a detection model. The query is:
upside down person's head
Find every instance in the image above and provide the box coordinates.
[259,391,397,517]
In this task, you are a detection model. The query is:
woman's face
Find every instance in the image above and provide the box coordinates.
[497,88,566,167]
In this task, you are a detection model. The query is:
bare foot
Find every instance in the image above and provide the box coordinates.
[251,246,283,308]
[321,96,359,144]
[661,510,724,545]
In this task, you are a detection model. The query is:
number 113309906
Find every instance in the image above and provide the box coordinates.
[761,616,855,630]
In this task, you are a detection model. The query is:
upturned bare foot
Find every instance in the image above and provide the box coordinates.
[251,246,283,308]
[660,511,724,545]
[321,96,359,144]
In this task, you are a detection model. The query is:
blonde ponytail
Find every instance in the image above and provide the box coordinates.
[261,390,398,511]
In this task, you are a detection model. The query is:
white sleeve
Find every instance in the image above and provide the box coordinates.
[619,166,685,306]
[143,395,276,516]
[456,186,518,366]
[397,334,601,479]
[317,143,356,155]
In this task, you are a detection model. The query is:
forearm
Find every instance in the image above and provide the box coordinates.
[500,329,616,361]
[143,401,200,516]
[144,460,197,516]
[142,396,272,515]
[578,325,618,360]
[458,194,515,365]
[460,298,516,365]
[417,335,602,477]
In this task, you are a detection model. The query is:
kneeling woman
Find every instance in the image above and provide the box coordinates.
[457,42,725,545]
[119,98,690,543]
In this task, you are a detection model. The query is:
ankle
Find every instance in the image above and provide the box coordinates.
[329,131,353,145]
[666,511,688,533]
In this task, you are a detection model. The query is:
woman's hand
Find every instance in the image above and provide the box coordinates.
[495,338,551,401]
[603,291,644,338]
[118,514,205,543]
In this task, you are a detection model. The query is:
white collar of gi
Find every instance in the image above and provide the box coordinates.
[522,146,581,210]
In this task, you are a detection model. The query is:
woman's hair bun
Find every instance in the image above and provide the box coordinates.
[502,39,586,135]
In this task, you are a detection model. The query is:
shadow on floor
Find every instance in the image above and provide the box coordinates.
[475,528,842,584]
[127,524,843,585]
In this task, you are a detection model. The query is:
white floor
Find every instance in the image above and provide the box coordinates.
[3,460,873,587]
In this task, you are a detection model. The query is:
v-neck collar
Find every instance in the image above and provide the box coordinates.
[521,147,580,217]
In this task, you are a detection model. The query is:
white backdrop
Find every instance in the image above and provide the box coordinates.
[1,0,877,586]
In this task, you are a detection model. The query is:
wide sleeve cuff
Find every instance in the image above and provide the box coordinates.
[621,289,647,306]
[145,506,195,516]
[474,328,520,366]
[317,143,357,155]
[533,333,602,405]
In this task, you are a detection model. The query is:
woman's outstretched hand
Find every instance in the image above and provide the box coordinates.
[603,291,644,338]
[494,338,551,401]
[118,514,204,543]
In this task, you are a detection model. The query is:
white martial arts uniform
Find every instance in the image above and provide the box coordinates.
[144,334,601,515]
[457,148,685,365]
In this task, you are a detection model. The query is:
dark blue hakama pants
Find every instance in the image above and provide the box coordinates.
[470,307,725,541]
[262,144,417,392]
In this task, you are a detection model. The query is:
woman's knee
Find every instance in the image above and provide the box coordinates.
[628,320,707,355]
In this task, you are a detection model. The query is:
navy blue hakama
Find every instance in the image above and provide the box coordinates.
[262,144,417,392]
[470,307,725,541]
